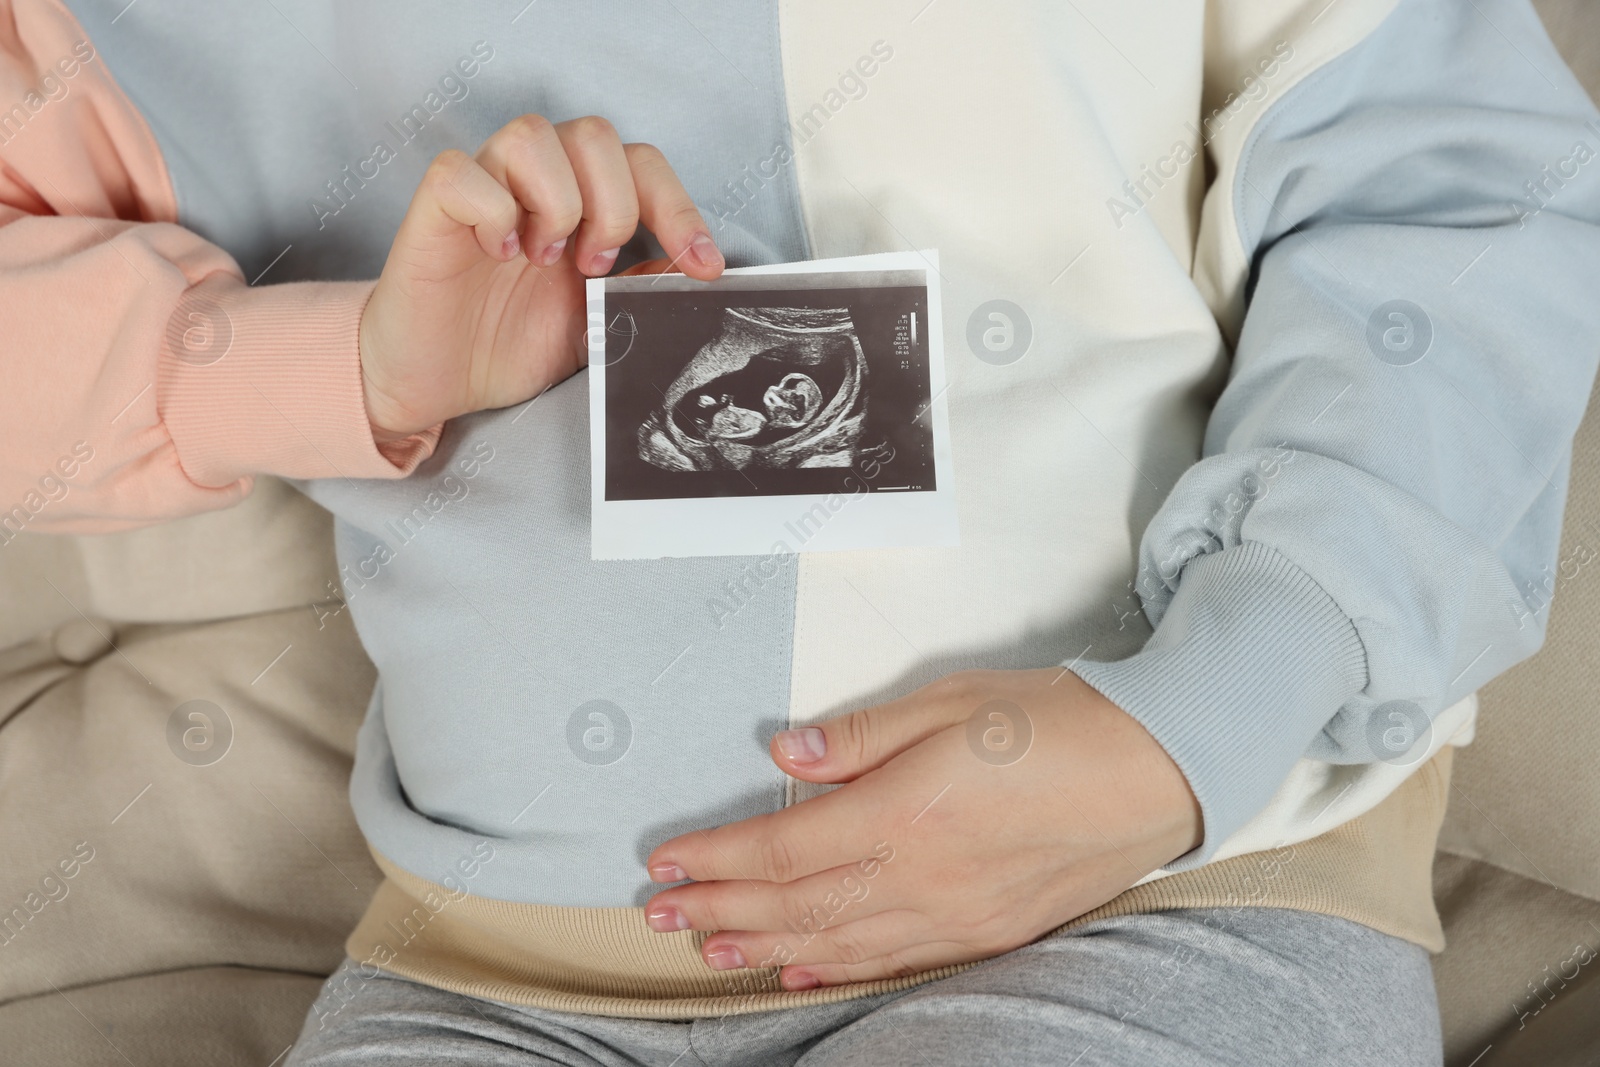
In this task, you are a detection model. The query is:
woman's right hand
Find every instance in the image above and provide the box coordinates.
[358,113,725,442]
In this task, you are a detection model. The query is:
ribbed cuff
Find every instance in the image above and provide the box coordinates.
[159,275,441,488]
[1070,541,1367,870]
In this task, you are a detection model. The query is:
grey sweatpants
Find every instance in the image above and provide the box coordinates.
[286,907,1441,1067]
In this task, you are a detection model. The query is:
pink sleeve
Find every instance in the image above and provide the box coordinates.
[0,2,439,537]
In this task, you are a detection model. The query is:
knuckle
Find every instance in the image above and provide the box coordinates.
[625,141,667,168]
[754,829,802,884]
[695,889,733,932]
[509,112,557,146]
[588,204,640,243]
[839,710,878,765]
[828,927,872,966]
[626,144,677,187]
[748,939,792,970]
[565,114,618,148]
[426,149,471,186]
[780,894,823,937]
[877,950,920,979]
[605,201,642,229]
[662,202,706,235]
[540,202,584,236]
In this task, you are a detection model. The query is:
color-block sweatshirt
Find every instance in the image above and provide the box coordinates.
[3,0,1599,1017]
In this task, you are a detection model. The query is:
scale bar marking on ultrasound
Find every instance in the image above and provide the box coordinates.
[876,485,912,491]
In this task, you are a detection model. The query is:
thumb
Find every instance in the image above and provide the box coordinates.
[770,679,975,783]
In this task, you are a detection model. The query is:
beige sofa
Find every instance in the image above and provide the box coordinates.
[3,5,1598,1062]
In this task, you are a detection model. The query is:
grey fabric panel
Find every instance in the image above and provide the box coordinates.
[62,0,813,906]
[65,0,807,280]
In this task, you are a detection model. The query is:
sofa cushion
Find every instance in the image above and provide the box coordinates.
[0,476,335,650]
[0,601,378,1007]
[0,967,325,1067]
[1433,852,1600,1067]
[1438,358,1600,900]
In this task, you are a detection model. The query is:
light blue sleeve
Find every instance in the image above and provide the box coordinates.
[1071,0,1600,868]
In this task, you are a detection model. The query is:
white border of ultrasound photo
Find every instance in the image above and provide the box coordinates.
[586,250,958,560]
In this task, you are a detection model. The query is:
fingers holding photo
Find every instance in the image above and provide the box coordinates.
[473,113,583,266]
[441,111,723,278]
[626,142,724,280]
[403,148,526,263]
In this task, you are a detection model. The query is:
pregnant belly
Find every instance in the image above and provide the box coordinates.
[326,393,803,906]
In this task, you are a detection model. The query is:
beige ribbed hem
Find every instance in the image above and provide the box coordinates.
[1073,745,1451,951]
[348,747,1451,1019]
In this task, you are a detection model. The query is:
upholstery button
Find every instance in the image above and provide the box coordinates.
[52,618,116,664]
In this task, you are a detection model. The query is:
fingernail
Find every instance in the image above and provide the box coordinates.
[687,232,723,270]
[649,861,687,883]
[776,727,826,763]
[785,971,821,990]
[705,944,746,971]
[645,905,690,932]
[501,230,522,259]
[537,236,567,267]
[589,246,621,274]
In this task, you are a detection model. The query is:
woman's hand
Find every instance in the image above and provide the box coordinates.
[643,669,1203,990]
[359,114,724,441]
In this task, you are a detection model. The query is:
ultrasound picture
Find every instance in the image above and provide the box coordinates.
[599,270,935,502]
[637,306,866,472]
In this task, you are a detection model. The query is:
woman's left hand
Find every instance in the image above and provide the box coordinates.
[643,668,1204,990]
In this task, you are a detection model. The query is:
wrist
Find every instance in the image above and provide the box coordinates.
[358,299,439,444]
[1090,686,1205,861]
[1071,542,1365,869]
